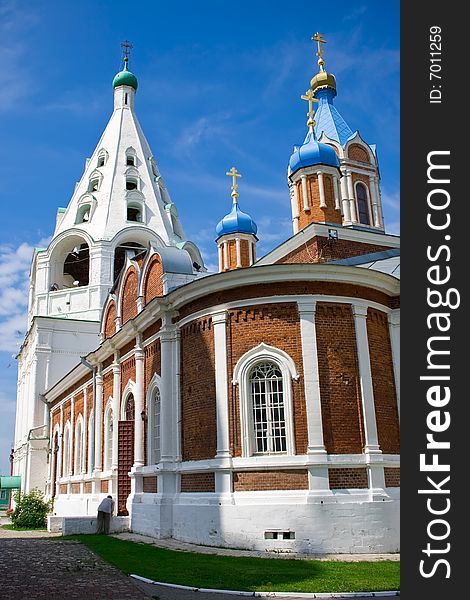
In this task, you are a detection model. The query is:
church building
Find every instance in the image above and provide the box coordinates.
[13,36,400,554]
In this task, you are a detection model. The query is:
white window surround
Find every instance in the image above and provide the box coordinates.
[62,421,71,476]
[97,149,108,167]
[121,379,136,419]
[233,343,299,458]
[74,416,84,475]
[146,373,162,465]
[103,401,113,470]
[354,181,373,226]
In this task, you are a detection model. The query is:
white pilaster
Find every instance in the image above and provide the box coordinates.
[317,171,326,208]
[388,310,400,420]
[82,388,88,475]
[223,242,228,271]
[352,305,381,454]
[218,244,223,272]
[333,176,340,210]
[112,357,120,469]
[369,175,380,227]
[58,405,63,493]
[340,176,351,222]
[297,298,330,497]
[134,339,145,468]
[213,312,231,459]
[290,184,300,234]
[70,396,75,475]
[346,171,358,222]
[235,238,242,268]
[93,368,103,474]
[248,240,254,266]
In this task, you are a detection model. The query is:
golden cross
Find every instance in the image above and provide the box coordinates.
[226,167,242,200]
[311,32,326,71]
[301,89,319,128]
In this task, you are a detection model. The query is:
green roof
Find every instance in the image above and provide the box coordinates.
[113,64,138,91]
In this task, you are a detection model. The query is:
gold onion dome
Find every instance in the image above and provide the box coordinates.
[310,32,337,95]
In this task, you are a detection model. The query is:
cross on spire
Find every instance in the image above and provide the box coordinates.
[301,89,319,130]
[226,167,242,202]
[121,40,133,66]
[311,32,326,72]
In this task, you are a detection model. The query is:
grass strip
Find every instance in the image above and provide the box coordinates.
[74,534,399,593]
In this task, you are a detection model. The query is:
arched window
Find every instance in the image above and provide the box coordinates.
[113,241,145,283]
[356,183,370,225]
[62,424,71,476]
[233,343,298,457]
[127,201,143,222]
[75,203,91,224]
[104,406,113,470]
[249,362,286,454]
[148,387,161,464]
[74,418,83,474]
[97,149,108,168]
[126,177,138,191]
[125,394,135,421]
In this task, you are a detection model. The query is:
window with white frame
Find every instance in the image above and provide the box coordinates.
[249,362,287,454]
[104,407,113,470]
[74,418,83,474]
[62,424,71,476]
[234,343,297,457]
[149,387,161,464]
[356,183,370,225]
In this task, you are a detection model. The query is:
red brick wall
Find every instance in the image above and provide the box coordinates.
[144,339,161,392]
[180,318,216,460]
[227,303,307,456]
[316,303,365,454]
[104,302,116,339]
[143,476,158,493]
[180,473,215,492]
[367,309,400,454]
[143,319,161,341]
[84,481,92,493]
[348,144,370,163]
[121,268,138,325]
[120,357,136,397]
[240,239,250,267]
[233,470,308,491]
[384,467,400,487]
[329,468,368,489]
[296,175,341,229]
[276,236,392,265]
[176,281,396,322]
[144,255,164,304]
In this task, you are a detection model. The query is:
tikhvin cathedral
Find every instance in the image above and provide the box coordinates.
[12,36,400,553]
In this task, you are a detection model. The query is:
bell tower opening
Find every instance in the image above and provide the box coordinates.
[113,241,145,283]
[49,235,91,291]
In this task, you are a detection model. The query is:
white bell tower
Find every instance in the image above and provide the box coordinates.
[13,46,204,493]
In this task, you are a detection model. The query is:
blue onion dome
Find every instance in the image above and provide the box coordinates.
[113,59,138,91]
[289,129,340,174]
[216,202,258,238]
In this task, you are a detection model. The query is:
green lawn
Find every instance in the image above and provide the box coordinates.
[74,535,399,593]
[1,524,47,531]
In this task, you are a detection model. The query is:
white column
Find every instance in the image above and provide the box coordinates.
[333,176,340,210]
[369,175,380,227]
[301,175,309,211]
[352,305,380,453]
[111,357,120,470]
[223,241,228,271]
[213,312,230,459]
[248,240,254,266]
[82,388,88,475]
[346,171,358,222]
[388,310,400,420]
[213,311,232,496]
[352,304,385,494]
[290,184,300,233]
[134,339,145,468]
[70,396,75,476]
[58,405,64,493]
[160,326,175,463]
[94,368,103,473]
[297,299,330,496]
[235,238,242,268]
[317,171,326,208]
[218,244,223,272]
[340,176,351,221]
[374,176,384,228]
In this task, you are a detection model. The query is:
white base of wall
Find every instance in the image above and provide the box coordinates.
[48,515,129,535]
[50,489,399,554]
[130,488,400,554]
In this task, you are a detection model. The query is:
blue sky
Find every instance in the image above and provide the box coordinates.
[0,0,399,474]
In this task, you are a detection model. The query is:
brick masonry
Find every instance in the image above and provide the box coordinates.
[233,470,309,491]
[103,301,116,339]
[329,468,369,489]
[143,476,158,493]
[121,267,138,325]
[180,318,216,461]
[384,467,400,487]
[367,308,400,454]
[180,472,215,492]
[316,303,365,454]
[143,254,163,304]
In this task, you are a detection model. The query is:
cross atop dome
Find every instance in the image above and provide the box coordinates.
[113,40,138,91]
[311,32,327,72]
[226,167,242,202]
